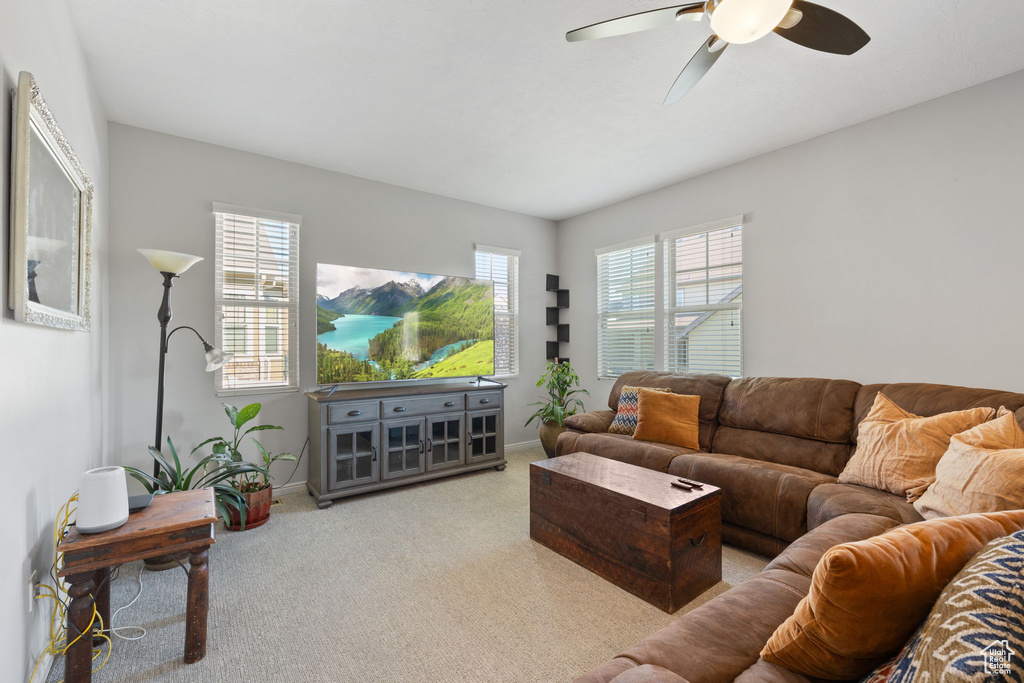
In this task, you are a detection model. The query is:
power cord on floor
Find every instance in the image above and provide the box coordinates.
[110,564,147,641]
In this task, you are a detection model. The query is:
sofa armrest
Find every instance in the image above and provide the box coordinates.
[564,410,616,434]
[610,664,692,683]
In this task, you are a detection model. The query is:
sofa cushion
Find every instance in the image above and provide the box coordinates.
[575,569,812,683]
[838,392,995,501]
[711,427,852,477]
[914,407,1024,519]
[862,529,1024,682]
[806,483,922,531]
[761,510,1024,681]
[853,382,1024,442]
[607,371,732,449]
[564,410,616,434]
[634,389,700,450]
[668,452,835,543]
[732,660,820,682]
[719,377,862,444]
[556,431,697,472]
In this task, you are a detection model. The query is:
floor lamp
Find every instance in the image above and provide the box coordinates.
[138,249,234,478]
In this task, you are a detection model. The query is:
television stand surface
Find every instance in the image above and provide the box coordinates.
[306,382,507,507]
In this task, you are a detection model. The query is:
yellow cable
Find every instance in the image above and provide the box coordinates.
[29,492,115,682]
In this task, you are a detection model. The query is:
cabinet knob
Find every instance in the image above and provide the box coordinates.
[393,406,407,413]
[480,398,491,404]
[444,401,456,407]
[347,410,362,417]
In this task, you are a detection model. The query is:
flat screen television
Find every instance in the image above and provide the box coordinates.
[316,263,495,384]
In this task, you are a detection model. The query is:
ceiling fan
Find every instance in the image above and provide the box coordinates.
[566,0,870,104]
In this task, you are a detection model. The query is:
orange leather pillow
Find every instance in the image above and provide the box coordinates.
[914,407,1024,519]
[838,393,994,501]
[633,388,700,450]
[760,510,1024,680]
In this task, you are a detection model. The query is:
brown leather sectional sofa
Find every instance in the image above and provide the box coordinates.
[558,371,1024,682]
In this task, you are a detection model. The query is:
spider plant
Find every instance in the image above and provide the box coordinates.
[125,437,261,528]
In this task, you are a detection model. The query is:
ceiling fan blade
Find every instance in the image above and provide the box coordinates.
[772,0,870,55]
[566,3,704,42]
[664,36,727,105]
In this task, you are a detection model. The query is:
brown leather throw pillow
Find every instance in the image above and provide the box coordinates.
[760,510,1024,680]
[838,392,994,501]
[632,389,700,450]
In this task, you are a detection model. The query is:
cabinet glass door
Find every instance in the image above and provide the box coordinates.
[467,410,502,463]
[328,424,378,491]
[382,418,426,480]
[426,413,465,471]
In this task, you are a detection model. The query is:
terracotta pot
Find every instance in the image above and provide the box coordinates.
[539,420,566,458]
[225,485,273,531]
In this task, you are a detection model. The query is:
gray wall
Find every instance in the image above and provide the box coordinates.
[0,0,109,676]
[558,69,1024,407]
[108,123,557,485]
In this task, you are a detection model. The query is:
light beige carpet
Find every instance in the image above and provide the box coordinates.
[49,446,768,683]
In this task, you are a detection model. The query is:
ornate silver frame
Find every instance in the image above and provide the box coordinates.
[8,71,93,331]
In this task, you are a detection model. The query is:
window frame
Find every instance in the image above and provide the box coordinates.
[213,202,301,396]
[595,216,744,380]
[474,244,520,379]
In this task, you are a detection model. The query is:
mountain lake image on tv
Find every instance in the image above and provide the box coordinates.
[316,263,495,383]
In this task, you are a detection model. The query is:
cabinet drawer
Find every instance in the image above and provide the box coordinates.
[467,391,502,411]
[381,395,463,418]
[327,401,380,425]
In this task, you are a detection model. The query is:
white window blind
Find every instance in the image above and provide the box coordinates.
[475,245,519,377]
[214,204,300,395]
[664,223,742,376]
[597,241,657,379]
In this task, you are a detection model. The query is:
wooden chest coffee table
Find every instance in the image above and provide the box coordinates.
[530,452,721,613]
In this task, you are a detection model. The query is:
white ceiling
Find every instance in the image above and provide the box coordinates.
[67,0,1024,221]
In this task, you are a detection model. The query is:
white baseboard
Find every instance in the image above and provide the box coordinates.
[506,439,541,451]
[29,650,55,683]
[272,481,308,497]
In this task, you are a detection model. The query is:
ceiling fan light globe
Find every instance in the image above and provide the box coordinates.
[707,0,793,44]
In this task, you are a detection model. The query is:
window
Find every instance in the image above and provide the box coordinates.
[595,216,743,379]
[214,203,300,394]
[474,245,520,377]
[664,223,742,376]
[597,241,657,378]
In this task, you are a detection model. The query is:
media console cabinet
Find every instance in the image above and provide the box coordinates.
[306,381,507,508]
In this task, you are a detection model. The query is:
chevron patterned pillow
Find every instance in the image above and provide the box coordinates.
[608,385,670,436]
[861,529,1024,682]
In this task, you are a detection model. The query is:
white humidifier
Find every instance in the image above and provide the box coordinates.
[77,466,130,534]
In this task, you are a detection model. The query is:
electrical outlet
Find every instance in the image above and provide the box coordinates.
[27,569,37,614]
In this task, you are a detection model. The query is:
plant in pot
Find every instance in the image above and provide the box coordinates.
[125,437,260,568]
[525,360,589,458]
[192,402,296,531]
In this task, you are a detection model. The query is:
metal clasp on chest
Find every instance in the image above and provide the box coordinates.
[541,471,552,486]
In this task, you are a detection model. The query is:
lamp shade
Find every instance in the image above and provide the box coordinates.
[77,466,130,534]
[138,248,204,275]
[205,347,234,372]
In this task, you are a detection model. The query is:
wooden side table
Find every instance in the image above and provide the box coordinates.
[57,489,217,682]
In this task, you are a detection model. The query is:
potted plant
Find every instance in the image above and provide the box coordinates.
[192,403,296,531]
[525,360,589,458]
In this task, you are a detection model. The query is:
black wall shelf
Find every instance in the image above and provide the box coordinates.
[546,274,569,363]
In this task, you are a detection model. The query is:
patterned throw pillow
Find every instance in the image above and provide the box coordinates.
[608,386,670,436]
[860,530,1024,682]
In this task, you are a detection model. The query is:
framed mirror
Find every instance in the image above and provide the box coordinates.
[8,71,93,331]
